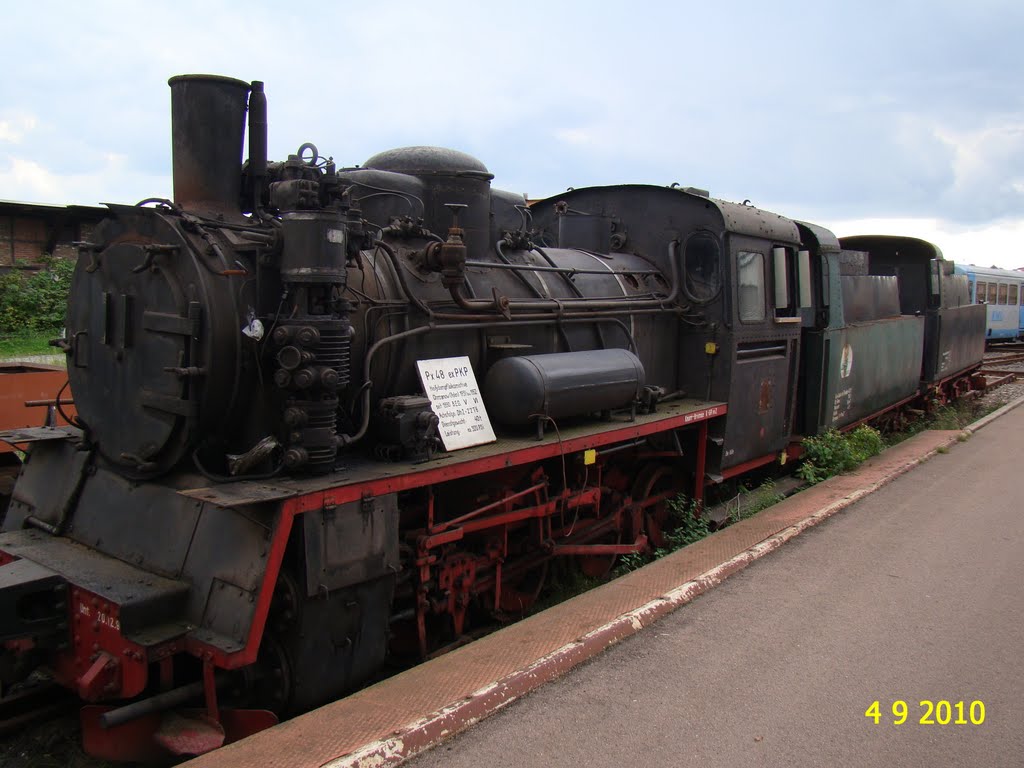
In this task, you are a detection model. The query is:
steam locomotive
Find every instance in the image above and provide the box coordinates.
[0,75,985,760]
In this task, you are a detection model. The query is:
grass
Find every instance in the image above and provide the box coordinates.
[0,327,62,358]
[928,401,991,430]
[884,399,993,446]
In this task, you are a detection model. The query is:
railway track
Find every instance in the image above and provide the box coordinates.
[981,350,1024,371]
[976,348,1024,398]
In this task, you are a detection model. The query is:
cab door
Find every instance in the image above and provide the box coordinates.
[719,238,802,470]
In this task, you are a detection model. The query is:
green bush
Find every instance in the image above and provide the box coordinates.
[797,425,884,484]
[0,257,74,334]
[846,424,884,462]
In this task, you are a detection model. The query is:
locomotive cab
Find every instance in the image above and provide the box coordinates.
[709,202,806,476]
[529,187,809,478]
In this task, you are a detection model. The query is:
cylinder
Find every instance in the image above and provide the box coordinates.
[168,74,251,213]
[279,211,348,283]
[483,349,645,427]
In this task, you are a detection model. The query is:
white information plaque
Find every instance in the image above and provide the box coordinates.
[416,356,496,451]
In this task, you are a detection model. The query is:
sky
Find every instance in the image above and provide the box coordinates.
[2,0,1023,268]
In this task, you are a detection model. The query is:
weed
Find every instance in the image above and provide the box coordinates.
[653,495,709,557]
[611,495,711,576]
[886,400,990,446]
[613,477,789,577]
[726,478,785,523]
[610,495,716,573]
[797,425,884,484]
[846,424,884,462]
[531,562,602,613]
[929,402,979,431]
[615,552,648,573]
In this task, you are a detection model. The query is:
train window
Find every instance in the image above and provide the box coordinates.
[1010,284,1020,305]
[737,251,765,323]
[772,247,797,318]
[682,232,722,303]
[998,283,1008,305]
[975,281,987,303]
[820,253,830,307]
[988,283,998,304]
[798,250,813,308]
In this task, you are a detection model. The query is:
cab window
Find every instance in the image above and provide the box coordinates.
[773,247,797,318]
[988,283,998,304]
[737,251,766,323]
[683,232,721,303]
[1010,283,1019,305]
[976,281,987,303]
[998,283,1008,305]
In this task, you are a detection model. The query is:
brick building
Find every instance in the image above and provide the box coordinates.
[0,200,106,269]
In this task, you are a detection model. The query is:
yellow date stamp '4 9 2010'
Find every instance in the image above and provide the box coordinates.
[865,700,986,725]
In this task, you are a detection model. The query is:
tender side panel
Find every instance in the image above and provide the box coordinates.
[923,305,986,383]
[806,316,925,432]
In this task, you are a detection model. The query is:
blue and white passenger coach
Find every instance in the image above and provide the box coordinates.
[954,264,1024,341]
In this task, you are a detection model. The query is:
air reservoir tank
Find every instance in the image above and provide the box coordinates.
[483,349,645,427]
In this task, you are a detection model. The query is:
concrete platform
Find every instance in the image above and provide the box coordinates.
[187,397,1024,768]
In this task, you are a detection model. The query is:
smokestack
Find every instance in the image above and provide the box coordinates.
[247,80,268,212]
[168,74,251,214]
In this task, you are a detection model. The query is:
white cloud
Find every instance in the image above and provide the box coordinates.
[0,113,38,144]
[0,152,170,206]
[0,157,62,199]
[933,121,1024,219]
[555,129,598,147]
